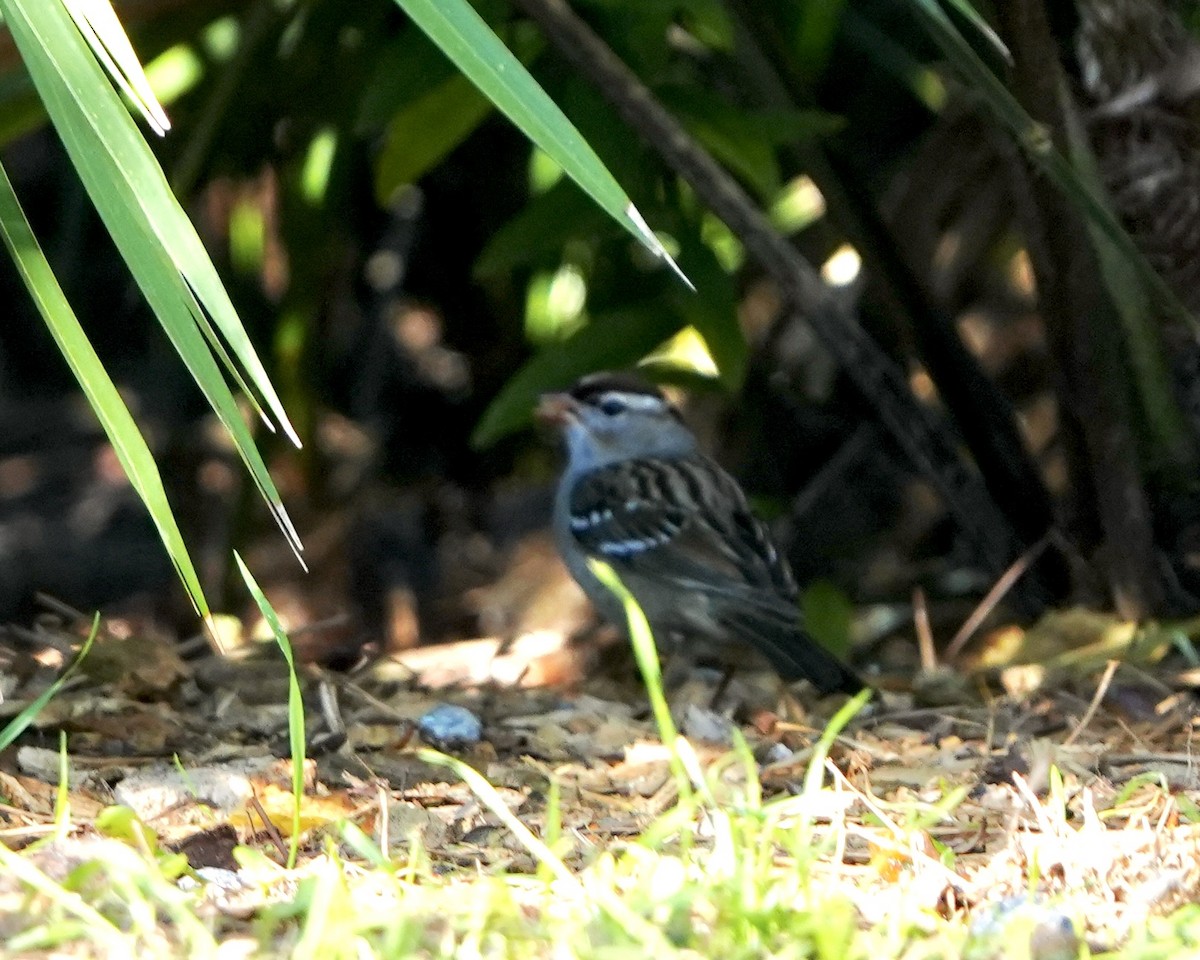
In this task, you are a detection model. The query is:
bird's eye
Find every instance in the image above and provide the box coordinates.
[598,397,627,416]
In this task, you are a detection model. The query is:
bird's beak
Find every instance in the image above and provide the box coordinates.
[535,391,580,427]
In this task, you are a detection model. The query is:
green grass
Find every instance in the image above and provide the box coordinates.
[3,580,1200,958]
[0,613,99,753]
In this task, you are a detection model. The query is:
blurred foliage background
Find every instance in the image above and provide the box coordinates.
[3,0,1200,671]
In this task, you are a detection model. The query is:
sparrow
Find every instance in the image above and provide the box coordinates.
[537,371,864,695]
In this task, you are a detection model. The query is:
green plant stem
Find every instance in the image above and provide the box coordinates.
[588,559,695,803]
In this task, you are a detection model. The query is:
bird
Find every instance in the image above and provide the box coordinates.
[537,371,865,696]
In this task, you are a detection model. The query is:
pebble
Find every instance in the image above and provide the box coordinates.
[417,703,483,751]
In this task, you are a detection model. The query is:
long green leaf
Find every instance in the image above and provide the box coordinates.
[940,0,1010,64]
[0,164,209,618]
[25,1,300,448]
[0,0,303,560]
[391,0,690,286]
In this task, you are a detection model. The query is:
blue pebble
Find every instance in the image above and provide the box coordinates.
[418,704,483,751]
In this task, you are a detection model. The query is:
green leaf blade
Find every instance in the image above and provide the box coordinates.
[0,161,209,618]
[391,0,687,283]
[1,0,303,560]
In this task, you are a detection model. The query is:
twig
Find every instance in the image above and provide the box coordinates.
[378,781,390,856]
[823,759,902,840]
[825,760,969,893]
[913,587,937,671]
[859,706,989,731]
[317,679,345,736]
[317,669,417,727]
[945,535,1049,661]
[4,623,78,656]
[1011,771,1054,832]
[248,789,289,862]
[33,593,92,624]
[1062,658,1119,747]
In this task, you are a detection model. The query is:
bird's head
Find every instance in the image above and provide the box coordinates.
[536,371,696,470]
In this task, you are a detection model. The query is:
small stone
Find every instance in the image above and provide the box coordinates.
[417,704,482,751]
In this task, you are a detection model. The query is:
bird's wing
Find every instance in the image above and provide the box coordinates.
[565,455,796,605]
[568,456,865,695]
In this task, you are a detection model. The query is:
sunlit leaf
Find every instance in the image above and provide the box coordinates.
[474,179,618,277]
[793,0,851,85]
[354,25,459,134]
[674,0,735,51]
[0,164,209,617]
[0,0,303,563]
[390,0,689,285]
[667,225,745,388]
[659,92,842,198]
[62,0,171,134]
[801,580,855,657]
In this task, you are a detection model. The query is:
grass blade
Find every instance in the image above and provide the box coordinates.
[0,843,128,953]
[0,614,99,752]
[800,689,872,803]
[416,747,671,950]
[235,552,305,868]
[54,730,71,839]
[588,559,695,803]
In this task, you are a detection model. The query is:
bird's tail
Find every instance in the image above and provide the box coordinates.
[720,604,868,696]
